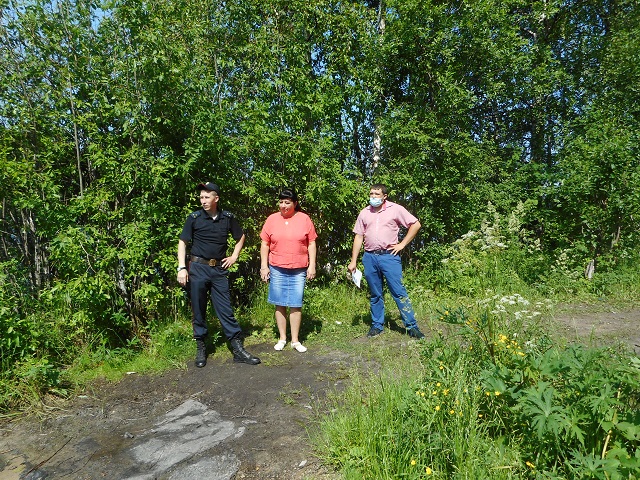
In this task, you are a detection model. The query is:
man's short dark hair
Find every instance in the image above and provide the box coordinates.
[370,183,388,195]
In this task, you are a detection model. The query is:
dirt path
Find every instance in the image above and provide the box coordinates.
[550,304,640,355]
[0,344,353,480]
[0,307,638,480]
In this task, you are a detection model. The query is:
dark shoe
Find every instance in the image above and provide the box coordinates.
[195,338,207,368]
[367,327,383,338]
[407,327,425,339]
[230,338,261,365]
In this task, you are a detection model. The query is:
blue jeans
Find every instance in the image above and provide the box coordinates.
[362,251,417,330]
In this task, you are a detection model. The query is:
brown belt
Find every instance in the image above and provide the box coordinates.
[190,255,222,267]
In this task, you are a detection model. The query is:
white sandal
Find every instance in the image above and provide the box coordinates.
[274,340,287,351]
[291,342,307,353]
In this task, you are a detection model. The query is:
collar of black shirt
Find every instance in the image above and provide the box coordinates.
[203,210,219,221]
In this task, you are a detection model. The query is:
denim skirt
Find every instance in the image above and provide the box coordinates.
[268,265,307,307]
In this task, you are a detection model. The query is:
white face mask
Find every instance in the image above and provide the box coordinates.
[369,197,384,208]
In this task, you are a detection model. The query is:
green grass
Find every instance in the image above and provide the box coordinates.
[311,293,640,479]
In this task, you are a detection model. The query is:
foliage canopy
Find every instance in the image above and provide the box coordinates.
[1,0,639,402]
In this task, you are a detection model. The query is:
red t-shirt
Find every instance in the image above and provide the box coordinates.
[260,211,317,268]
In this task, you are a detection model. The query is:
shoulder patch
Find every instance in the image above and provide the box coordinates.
[190,210,202,219]
[222,210,235,219]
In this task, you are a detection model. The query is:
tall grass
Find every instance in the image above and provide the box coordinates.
[313,349,525,479]
[313,295,640,479]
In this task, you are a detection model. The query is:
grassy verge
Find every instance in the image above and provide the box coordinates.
[311,292,640,479]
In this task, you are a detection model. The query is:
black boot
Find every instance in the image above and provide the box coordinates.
[230,338,260,365]
[195,338,207,368]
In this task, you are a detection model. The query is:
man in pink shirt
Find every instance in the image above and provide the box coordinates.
[347,184,425,339]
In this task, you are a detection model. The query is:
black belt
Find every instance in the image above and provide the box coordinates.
[190,255,222,267]
[366,249,391,255]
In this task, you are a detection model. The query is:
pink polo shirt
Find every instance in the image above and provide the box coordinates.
[353,201,418,251]
[260,211,318,269]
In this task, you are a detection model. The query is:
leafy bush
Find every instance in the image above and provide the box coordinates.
[435,202,549,296]
[0,261,35,366]
[441,298,640,478]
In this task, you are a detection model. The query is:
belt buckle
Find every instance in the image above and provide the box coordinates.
[208,259,217,267]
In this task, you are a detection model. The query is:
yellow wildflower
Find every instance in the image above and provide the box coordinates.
[495,391,501,396]
[485,391,491,396]
[421,392,425,397]
[426,467,433,475]
[436,382,441,387]
[449,409,455,415]
[411,459,416,466]
[435,405,441,411]
[432,390,438,395]
[526,461,535,469]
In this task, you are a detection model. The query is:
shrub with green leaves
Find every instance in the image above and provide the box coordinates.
[439,299,639,478]
[0,261,34,363]
[436,202,549,296]
[475,335,640,478]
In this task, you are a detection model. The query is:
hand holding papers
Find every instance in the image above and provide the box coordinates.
[351,267,362,288]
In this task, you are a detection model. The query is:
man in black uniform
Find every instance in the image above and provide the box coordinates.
[177,182,260,367]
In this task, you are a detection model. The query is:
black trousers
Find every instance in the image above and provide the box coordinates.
[188,262,242,340]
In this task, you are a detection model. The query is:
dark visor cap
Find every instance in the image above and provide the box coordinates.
[196,182,220,194]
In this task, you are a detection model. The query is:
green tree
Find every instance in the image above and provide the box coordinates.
[553,2,640,267]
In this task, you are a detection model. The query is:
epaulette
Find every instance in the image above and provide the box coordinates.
[222,210,235,219]
[190,210,202,219]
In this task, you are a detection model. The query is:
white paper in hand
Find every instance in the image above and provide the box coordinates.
[351,268,362,288]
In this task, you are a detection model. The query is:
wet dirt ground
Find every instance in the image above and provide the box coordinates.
[0,306,638,480]
[0,342,356,480]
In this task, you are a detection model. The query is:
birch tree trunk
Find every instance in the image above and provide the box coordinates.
[371,0,385,174]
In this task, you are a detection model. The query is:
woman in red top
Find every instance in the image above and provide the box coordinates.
[260,189,317,352]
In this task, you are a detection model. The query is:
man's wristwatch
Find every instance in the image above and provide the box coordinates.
[177,266,187,272]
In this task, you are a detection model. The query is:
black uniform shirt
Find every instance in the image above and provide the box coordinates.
[179,209,244,260]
